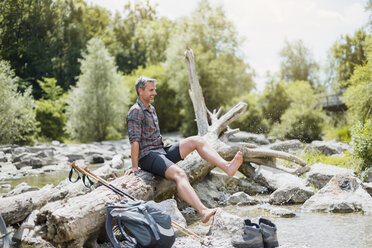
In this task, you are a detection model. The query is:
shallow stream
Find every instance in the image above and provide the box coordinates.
[1,170,372,248]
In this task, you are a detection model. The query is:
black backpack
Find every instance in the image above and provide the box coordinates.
[105,199,175,248]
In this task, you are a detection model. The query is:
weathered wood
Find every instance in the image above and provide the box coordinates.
[184,48,209,136]
[35,175,152,247]
[0,185,57,225]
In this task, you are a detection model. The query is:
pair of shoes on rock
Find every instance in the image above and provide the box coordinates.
[231,218,279,248]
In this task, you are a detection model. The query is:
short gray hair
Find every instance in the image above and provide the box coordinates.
[135,76,157,96]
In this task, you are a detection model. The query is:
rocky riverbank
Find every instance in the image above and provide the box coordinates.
[1,132,372,247]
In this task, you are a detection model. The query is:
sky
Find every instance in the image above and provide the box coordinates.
[88,0,370,91]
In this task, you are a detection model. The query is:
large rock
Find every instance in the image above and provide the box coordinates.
[360,167,372,183]
[305,140,350,156]
[269,184,315,205]
[254,165,306,191]
[228,131,270,145]
[227,192,258,206]
[208,170,268,195]
[301,175,372,214]
[266,140,303,154]
[208,209,243,238]
[362,182,372,197]
[306,163,355,189]
[193,178,226,207]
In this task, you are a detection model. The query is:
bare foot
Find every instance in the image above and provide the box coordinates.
[200,208,218,223]
[226,151,243,177]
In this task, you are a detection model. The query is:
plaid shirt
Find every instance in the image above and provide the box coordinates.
[126,98,165,160]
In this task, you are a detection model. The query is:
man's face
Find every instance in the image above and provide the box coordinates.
[139,81,157,104]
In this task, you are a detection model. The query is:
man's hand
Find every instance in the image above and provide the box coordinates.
[125,168,139,175]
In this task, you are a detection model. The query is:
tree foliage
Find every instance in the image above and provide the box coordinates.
[165,0,254,136]
[351,120,372,172]
[343,35,372,125]
[0,61,38,144]
[279,39,319,85]
[35,78,66,140]
[229,94,269,134]
[270,81,326,142]
[66,38,127,142]
[111,0,165,74]
[328,29,368,88]
[260,80,291,125]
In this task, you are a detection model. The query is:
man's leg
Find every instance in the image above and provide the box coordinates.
[165,165,217,223]
[179,136,243,177]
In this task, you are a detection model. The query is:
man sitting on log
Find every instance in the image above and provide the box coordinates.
[125,76,243,223]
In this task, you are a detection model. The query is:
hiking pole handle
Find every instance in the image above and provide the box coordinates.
[83,167,136,201]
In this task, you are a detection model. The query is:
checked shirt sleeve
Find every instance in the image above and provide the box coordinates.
[126,108,142,143]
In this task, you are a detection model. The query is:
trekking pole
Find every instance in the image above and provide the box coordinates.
[79,165,205,243]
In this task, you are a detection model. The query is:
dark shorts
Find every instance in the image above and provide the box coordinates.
[138,143,183,178]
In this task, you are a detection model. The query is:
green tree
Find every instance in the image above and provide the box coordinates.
[0,61,38,144]
[279,39,319,86]
[259,80,291,125]
[52,0,112,90]
[112,0,160,74]
[270,81,326,142]
[343,36,372,125]
[66,38,127,142]
[328,29,367,88]
[0,0,60,97]
[229,94,269,134]
[35,78,66,140]
[165,0,254,136]
[351,120,372,172]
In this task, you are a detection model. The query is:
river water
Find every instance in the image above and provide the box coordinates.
[1,170,372,248]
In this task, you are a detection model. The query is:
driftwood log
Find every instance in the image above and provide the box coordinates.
[32,48,309,247]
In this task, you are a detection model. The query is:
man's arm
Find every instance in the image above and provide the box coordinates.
[125,141,140,175]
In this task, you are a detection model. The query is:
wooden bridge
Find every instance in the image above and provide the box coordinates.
[321,92,347,112]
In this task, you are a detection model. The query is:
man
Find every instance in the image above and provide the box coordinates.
[125,76,243,223]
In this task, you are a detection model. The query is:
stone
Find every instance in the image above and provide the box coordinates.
[360,168,372,183]
[208,170,267,195]
[65,153,85,162]
[207,209,243,238]
[0,184,11,189]
[110,154,124,169]
[35,150,54,158]
[269,207,296,218]
[87,154,105,164]
[363,182,372,197]
[12,147,27,155]
[229,131,270,145]
[14,160,31,169]
[227,192,258,206]
[306,163,355,189]
[254,165,306,191]
[157,199,187,228]
[30,157,44,169]
[301,175,372,214]
[269,184,315,205]
[51,140,60,146]
[305,140,350,156]
[193,178,226,207]
[6,182,39,196]
[266,139,303,154]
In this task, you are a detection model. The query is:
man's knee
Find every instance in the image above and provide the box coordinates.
[165,166,188,181]
[172,167,188,181]
[190,135,205,147]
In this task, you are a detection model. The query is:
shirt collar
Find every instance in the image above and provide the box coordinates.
[137,98,153,112]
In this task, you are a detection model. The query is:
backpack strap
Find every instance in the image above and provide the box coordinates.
[106,206,137,248]
[139,205,160,241]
